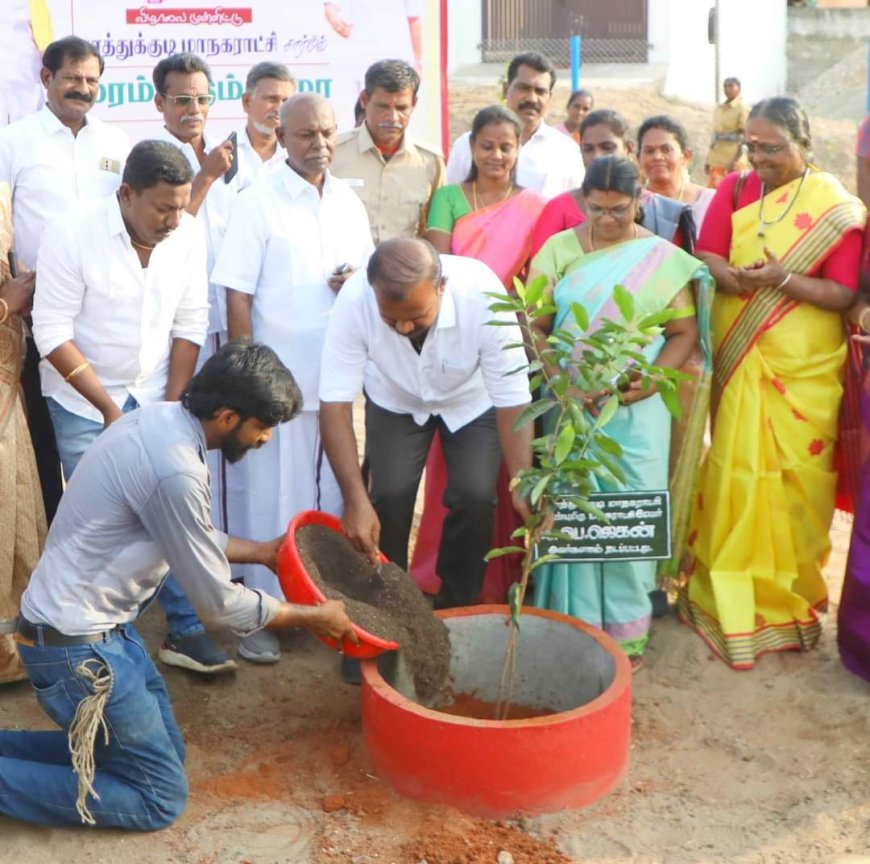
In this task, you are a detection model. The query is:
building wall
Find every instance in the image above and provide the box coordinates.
[447,0,483,71]
[660,0,787,105]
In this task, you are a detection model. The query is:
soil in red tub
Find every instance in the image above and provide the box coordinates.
[434,691,557,721]
[296,524,451,703]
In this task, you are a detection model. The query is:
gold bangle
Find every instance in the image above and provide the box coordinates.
[859,307,870,335]
[0,297,8,325]
[64,361,90,382]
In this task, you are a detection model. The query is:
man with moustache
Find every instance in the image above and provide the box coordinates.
[213,93,372,664]
[331,59,443,243]
[319,238,533,612]
[233,61,297,192]
[0,35,129,523]
[446,52,584,200]
[31,140,235,675]
[0,340,356,831]
[151,53,234,340]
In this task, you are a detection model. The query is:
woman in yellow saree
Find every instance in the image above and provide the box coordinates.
[682,98,865,669]
[0,181,46,683]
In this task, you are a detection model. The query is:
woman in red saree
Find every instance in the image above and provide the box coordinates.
[415,105,545,604]
[682,98,865,669]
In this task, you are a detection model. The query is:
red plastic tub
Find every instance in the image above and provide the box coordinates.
[276,510,400,659]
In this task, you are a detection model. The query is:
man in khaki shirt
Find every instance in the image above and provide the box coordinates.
[331,59,444,242]
[704,77,749,189]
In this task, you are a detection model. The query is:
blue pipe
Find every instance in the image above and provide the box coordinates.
[571,34,581,92]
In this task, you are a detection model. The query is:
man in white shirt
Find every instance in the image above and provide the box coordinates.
[446,52,584,200]
[32,140,233,676]
[233,61,297,193]
[0,35,130,522]
[0,341,355,831]
[151,53,234,340]
[320,238,533,614]
[213,93,373,664]
[150,53,236,570]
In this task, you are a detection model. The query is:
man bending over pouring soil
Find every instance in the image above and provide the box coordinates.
[0,340,355,830]
[320,237,533,611]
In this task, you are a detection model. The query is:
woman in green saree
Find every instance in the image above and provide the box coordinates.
[528,156,712,666]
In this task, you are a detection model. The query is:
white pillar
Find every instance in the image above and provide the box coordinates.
[446,0,482,72]
[663,0,786,106]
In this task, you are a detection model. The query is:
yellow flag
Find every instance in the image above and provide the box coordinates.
[27,0,55,53]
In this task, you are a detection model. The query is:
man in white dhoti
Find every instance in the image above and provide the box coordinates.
[213,93,373,663]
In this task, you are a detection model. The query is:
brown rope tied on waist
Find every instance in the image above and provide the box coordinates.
[68,658,112,825]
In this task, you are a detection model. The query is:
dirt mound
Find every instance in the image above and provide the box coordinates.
[296,524,451,703]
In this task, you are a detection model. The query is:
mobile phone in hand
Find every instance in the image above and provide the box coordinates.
[7,251,17,278]
[224,131,238,184]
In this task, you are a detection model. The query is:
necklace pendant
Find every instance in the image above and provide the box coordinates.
[758,229,765,238]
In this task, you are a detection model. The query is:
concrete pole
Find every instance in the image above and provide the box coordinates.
[713,0,721,103]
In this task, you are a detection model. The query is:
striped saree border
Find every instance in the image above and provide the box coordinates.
[677,590,824,670]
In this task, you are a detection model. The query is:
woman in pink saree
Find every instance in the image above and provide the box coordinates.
[417,105,545,604]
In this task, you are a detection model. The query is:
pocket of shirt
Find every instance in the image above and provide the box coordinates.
[440,360,473,380]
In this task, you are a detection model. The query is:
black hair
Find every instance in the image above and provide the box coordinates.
[364,59,420,97]
[579,109,630,142]
[582,155,641,199]
[567,88,593,110]
[122,140,194,193]
[466,104,521,183]
[723,76,741,89]
[245,61,295,93]
[637,115,690,155]
[749,97,813,160]
[182,339,302,425]
[152,53,213,94]
[367,238,442,303]
[43,36,104,76]
[506,52,556,91]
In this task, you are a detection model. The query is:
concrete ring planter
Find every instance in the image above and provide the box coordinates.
[361,605,632,818]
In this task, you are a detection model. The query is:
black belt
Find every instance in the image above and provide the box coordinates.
[16,616,114,648]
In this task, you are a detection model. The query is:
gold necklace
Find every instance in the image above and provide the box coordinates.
[130,237,155,252]
[588,222,637,251]
[471,180,513,211]
[757,169,808,238]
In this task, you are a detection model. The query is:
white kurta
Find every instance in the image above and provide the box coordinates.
[212,166,373,596]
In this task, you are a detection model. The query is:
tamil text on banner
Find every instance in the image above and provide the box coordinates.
[0,0,446,152]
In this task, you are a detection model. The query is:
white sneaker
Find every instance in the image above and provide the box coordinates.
[238,629,281,664]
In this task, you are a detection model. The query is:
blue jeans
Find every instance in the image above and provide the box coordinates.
[47,397,203,640]
[0,625,187,829]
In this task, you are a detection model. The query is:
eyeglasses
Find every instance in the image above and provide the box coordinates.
[586,202,634,218]
[745,142,786,157]
[161,93,215,107]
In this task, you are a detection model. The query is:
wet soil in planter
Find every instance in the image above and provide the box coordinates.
[434,692,557,721]
[296,525,451,704]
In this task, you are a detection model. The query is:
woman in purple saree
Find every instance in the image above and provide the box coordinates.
[840,281,870,682]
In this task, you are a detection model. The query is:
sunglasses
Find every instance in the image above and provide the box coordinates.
[162,93,215,107]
